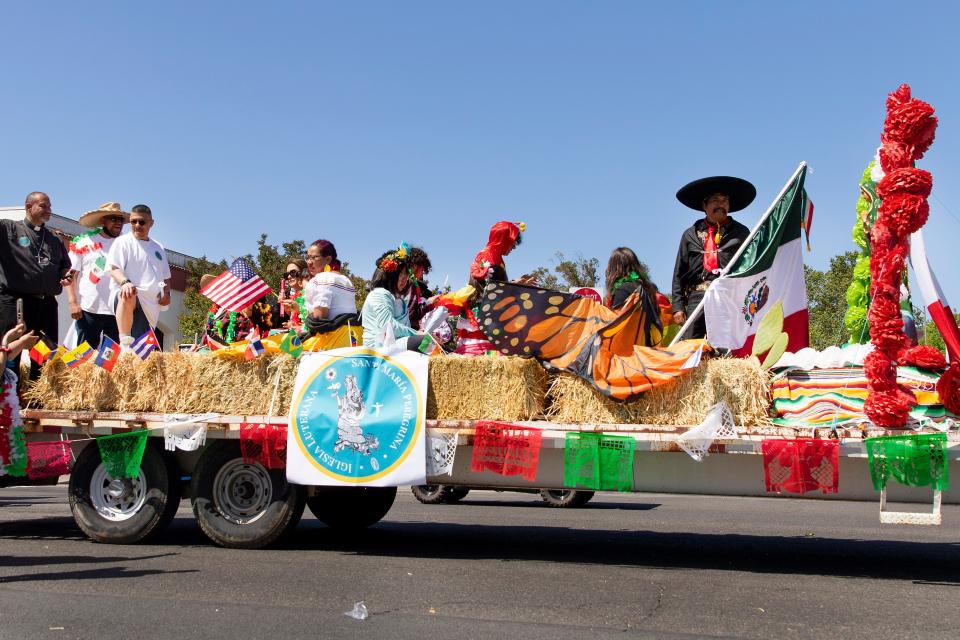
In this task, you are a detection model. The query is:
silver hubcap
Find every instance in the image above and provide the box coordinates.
[212,459,272,524]
[90,465,147,521]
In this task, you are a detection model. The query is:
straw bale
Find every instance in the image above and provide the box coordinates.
[25,352,548,421]
[426,354,547,420]
[545,356,772,426]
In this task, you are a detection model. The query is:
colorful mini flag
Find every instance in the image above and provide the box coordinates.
[865,433,948,492]
[200,257,272,312]
[280,330,302,359]
[244,337,265,361]
[131,329,160,360]
[563,432,636,492]
[470,421,543,482]
[29,337,54,365]
[62,342,94,368]
[239,423,287,469]
[94,335,121,372]
[761,438,839,494]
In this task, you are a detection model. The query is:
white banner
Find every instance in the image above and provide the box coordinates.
[286,346,428,486]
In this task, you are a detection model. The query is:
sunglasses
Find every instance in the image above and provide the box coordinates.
[130,219,150,226]
[103,215,125,223]
[284,271,302,279]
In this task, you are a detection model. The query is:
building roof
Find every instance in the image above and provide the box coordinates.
[0,206,197,269]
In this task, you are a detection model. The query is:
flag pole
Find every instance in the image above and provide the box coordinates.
[669,161,807,347]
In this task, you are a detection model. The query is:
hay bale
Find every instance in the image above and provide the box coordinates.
[25,351,548,421]
[426,354,548,420]
[545,356,772,426]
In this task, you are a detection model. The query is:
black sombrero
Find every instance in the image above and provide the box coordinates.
[676,176,756,213]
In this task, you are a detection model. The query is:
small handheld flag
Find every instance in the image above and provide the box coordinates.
[94,335,121,372]
[29,337,54,365]
[62,342,94,368]
[244,337,265,361]
[280,330,303,359]
[200,258,272,312]
[131,329,160,360]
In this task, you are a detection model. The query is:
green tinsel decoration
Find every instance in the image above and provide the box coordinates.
[844,161,879,343]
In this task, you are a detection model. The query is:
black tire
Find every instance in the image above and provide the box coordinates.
[411,484,459,505]
[539,489,595,508]
[191,442,305,549]
[307,486,396,529]
[445,487,470,503]
[69,441,179,544]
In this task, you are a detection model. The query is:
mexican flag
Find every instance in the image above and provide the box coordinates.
[704,164,810,358]
[910,229,960,362]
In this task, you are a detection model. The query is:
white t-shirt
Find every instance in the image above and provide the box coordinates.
[69,233,115,315]
[107,233,172,327]
[304,272,357,318]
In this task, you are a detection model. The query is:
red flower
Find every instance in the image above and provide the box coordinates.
[937,366,960,415]
[380,258,399,273]
[879,193,929,235]
[882,84,937,159]
[897,345,947,370]
[879,143,912,172]
[864,388,915,427]
[877,168,933,198]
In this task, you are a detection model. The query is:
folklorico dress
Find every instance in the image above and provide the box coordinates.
[671,217,749,339]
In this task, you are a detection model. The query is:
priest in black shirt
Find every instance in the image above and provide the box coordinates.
[671,176,755,340]
[0,192,72,377]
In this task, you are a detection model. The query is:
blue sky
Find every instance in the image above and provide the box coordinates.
[3,1,959,304]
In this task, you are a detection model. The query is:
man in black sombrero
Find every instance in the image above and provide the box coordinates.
[671,176,756,339]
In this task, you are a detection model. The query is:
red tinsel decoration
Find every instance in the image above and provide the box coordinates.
[864,84,937,428]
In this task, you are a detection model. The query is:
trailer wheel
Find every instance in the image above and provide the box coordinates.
[191,442,305,549]
[307,486,396,529]
[539,489,595,508]
[410,485,469,504]
[69,441,180,544]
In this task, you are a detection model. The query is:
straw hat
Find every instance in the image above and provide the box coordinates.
[199,274,218,290]
[78,202,131,228]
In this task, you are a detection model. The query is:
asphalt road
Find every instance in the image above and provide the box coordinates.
[2,485,960,640]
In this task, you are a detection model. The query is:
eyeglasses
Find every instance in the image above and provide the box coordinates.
[103,216,125,223]
[305,255,323,262]
[130,219,149,226]
[284,271,301,279]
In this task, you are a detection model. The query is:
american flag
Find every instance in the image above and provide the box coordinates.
[200,258,272,312]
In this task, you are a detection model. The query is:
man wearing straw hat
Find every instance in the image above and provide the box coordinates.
[65,202,129,346]
[671,176,755,339]
[107,204,172,353]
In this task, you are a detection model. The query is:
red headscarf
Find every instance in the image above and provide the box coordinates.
[470,221,522,281]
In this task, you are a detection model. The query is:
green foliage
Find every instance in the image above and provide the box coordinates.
[805,251,858,350]
[530,252,601,291]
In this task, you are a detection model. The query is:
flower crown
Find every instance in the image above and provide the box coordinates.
[377,242,410,273]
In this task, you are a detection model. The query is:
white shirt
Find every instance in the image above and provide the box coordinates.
[304,272,357,318]
[107,233,172,328]
[69,233,115,315]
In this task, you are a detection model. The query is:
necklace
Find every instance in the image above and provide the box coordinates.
[20,220,47,265]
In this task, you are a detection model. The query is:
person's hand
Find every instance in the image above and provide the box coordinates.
[673,310,686,325]
[513,274,538,286]
[59,271,76,287]
[120,282,136,300]
[158,287,171,306]
[10,331,39,354]
[69,301,83,320]
[3,323,27,346]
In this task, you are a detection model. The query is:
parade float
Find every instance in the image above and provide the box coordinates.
[3,84,957,549]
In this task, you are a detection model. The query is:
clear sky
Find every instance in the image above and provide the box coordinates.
[3,1,959,303]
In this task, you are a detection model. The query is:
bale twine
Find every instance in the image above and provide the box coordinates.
[545,356,772,426]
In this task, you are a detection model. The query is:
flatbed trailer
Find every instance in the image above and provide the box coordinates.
[16,409,960,548]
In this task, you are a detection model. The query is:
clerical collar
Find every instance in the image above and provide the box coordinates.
[25,221,44,232]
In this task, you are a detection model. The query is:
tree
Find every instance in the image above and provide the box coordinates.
[804,251,858,350]
[530,252,601,291]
